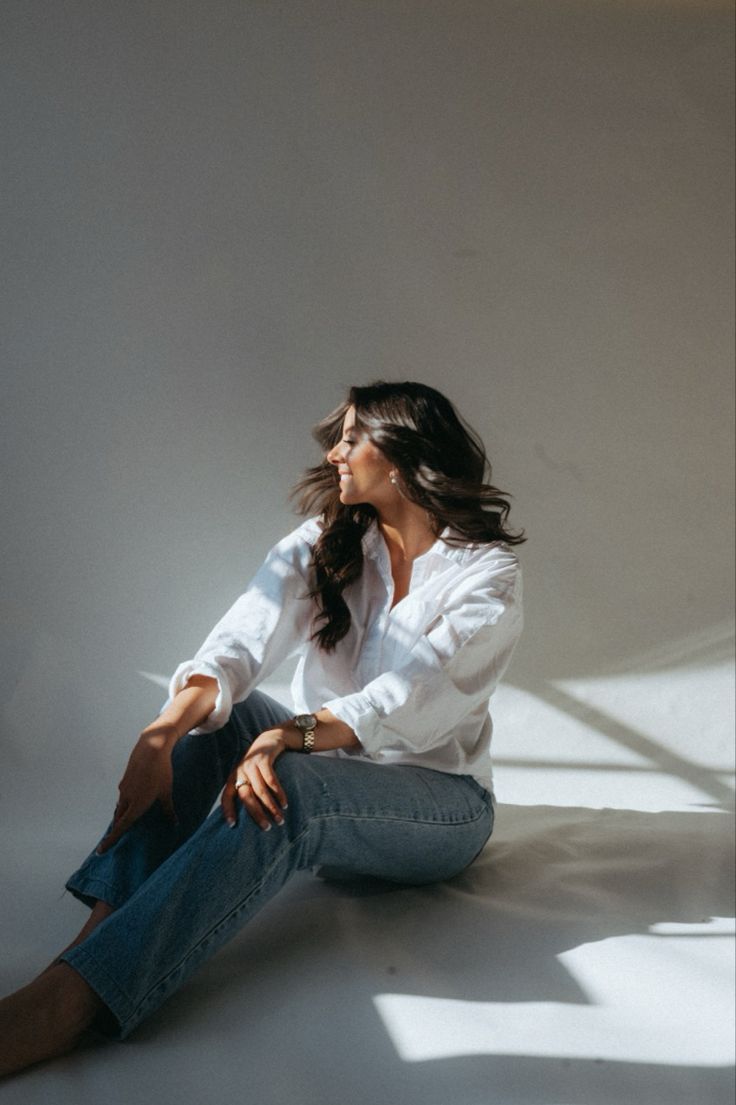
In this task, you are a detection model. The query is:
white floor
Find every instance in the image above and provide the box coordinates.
[1,632,733,1105]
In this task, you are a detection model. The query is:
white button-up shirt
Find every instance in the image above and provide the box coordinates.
[169,517,523,792]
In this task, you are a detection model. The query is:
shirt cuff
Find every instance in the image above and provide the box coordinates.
[321,692,384,757]
[168,660,233,733]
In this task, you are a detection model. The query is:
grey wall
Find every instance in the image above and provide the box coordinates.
[1,1,733,805]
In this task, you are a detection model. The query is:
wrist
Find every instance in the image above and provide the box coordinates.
[250,728,290,754]
[279,722,304,752]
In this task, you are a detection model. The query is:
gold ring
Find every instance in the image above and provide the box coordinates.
[235,779,250,790]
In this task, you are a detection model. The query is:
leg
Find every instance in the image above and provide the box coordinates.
[65,690,293,910]
[42,901,116,969]
[60,755,492,1039]
[0,965,105,1078]
[0,692,295,1078]
[50,690,290,964]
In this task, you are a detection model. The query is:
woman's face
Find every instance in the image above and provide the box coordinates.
[326,406,395,508]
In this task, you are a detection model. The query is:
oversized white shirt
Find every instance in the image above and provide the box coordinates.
[169,516,523,792]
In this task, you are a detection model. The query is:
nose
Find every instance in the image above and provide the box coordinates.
[327,441,344,465]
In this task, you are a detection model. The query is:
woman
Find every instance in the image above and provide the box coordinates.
[0,380,524,1075]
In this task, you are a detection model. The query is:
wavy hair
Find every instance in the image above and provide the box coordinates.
[290,380,525,651]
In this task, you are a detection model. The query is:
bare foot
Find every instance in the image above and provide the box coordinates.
[0,963,106,1078]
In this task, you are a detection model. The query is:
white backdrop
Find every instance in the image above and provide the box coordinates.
[0,2,733,1103]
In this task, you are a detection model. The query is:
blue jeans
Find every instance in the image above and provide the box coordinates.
[62,691,493,1039]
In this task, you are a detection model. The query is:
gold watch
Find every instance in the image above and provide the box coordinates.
[293,713,317,753]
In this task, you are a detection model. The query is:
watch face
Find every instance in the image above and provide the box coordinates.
[296,713,317,731]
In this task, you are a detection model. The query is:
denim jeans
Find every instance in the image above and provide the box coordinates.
[62,691,493,1038]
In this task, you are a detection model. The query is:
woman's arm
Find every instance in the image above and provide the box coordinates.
[96,523,323,852]
[96,675,219,854]
[168,521,318,733]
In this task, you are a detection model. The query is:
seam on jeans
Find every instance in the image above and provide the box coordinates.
[311,806,490,827]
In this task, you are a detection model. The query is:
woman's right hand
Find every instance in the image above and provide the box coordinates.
[96,726,178,854]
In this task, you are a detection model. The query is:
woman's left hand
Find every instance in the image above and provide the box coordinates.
[222,729,290,831]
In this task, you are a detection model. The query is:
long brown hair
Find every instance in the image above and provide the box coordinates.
[290,381,525,651]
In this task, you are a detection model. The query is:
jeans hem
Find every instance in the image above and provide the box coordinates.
[65,873,128,911]
[61,944,136,1040]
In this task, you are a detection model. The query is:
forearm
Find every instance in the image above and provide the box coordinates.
[139,675,220,748]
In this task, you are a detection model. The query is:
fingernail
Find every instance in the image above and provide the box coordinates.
[261,823,271,832]
[275,817,284,826]
[227,818,236,828]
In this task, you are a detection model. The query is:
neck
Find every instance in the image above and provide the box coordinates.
[376,502,438,562]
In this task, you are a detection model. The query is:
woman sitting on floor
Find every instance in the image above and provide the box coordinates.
[0,379,524,1076]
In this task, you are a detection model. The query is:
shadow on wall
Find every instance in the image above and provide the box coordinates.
[499,618,735,815]
[503,676,734,812]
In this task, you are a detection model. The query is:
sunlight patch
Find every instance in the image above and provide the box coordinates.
[374,925,734,1066]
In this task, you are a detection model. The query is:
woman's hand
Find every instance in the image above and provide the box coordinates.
[222,730,290,831]
[97,727,177,854]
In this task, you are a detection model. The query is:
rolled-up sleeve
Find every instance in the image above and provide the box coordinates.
[168,525,316,732]
[322,558,522,757]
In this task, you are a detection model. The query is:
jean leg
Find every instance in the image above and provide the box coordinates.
[61,754,492,1038]
[65,691,293,908]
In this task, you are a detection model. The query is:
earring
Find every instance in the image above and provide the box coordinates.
[389,472,398,485]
